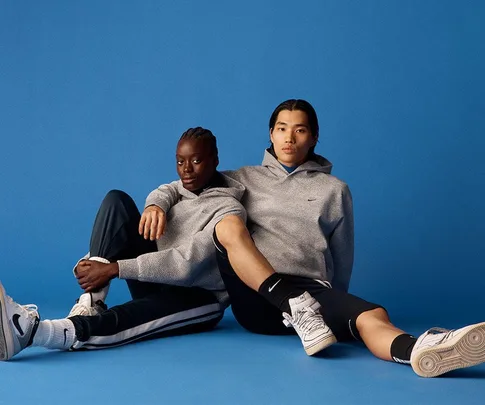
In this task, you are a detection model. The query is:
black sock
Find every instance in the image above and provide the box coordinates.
[258,273,305,314]
[390,333,417,364]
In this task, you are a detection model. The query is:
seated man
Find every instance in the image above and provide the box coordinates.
[146,99,485,378]
[0,127,245,359]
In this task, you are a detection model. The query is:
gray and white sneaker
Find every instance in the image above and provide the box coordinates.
[411,322,485,377]
[0,281,40,361]
[283,291,337,355]
[68,293,107,317]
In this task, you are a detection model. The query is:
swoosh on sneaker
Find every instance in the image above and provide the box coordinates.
[12,314,24,336]
[63,328,68,346]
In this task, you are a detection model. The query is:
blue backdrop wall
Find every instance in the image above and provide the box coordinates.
[1,0,484,325]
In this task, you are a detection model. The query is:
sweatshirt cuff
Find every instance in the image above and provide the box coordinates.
[117,258,140,280]
[144,198,169,213]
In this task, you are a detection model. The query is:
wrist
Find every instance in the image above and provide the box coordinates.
[110,262,120,279]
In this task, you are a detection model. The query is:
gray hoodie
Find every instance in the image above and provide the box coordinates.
[151,151,354,292]
[225,150,354,291]
[117,173,246,307]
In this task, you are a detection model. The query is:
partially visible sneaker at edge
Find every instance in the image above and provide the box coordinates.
[283,291,337,356]
[0,281,40,361]
[411,322,485,377]
[68,293,107,317]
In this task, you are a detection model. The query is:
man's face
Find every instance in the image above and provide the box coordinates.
[176,138,218,191]
[270,109,317,167]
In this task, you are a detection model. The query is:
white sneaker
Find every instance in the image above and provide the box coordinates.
[0,282,40,361]
[283,291,337,355]
[68,293,107,317]
[411,322,485,377]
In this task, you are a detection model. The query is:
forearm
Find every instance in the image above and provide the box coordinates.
[117,231,215,285]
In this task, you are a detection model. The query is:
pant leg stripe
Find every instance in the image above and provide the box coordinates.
[76,303,221,349]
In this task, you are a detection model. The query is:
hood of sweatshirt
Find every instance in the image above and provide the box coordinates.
[262,148,333,177]
[175,171,245,201]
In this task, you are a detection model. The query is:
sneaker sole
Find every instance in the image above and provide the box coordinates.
[0,283,14,361]
[411,322,485,377]
[305,334,337,356]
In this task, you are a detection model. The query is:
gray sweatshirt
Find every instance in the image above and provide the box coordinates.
[152,151,354,292]
[117,173,246,307]
[225,150,354,291]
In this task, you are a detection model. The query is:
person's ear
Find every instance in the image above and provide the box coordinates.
[269,129,274,144]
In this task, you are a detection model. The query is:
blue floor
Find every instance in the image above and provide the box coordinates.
[1,305,484,405]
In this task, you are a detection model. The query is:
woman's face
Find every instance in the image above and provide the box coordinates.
[176,138,218,191]
[270,109,317,167]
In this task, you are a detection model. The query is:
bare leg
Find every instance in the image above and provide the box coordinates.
[215,215,275,291]
[356,307,406,361]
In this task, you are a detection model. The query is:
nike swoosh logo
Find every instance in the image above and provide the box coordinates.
[12,314,24,336]
[268,279,282,292]
[63,328,68,346]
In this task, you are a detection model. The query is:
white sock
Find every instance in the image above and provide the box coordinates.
[89,256,111,302]
[33,319,76,350]
[91,284,110,303]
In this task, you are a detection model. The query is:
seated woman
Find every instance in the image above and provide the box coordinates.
[0,127,245,359]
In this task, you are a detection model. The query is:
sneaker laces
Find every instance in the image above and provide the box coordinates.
[5,294,38,317]
[69,302,96,316]
[69,299,106,316]
[424,327,453,343]
[284,306,324,333]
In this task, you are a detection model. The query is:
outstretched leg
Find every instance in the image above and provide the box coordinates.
[0,281,223,360]
[355,307,485,377]
[214,216,485,376]
[70,285,223,349]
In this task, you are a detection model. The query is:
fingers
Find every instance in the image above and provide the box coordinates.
[150,211,166,240]
[141,212,152,239]
[76,265,97,292]
[139,213,147,236]
[76,260,106,292]
[141,210,155,240]
[76,272,90,291]
[140,210,164,240]
[156,212,166,239]
[150,213,158,241]
[76,261,91,273]
[144,212,154,240]
[141,206,166,240]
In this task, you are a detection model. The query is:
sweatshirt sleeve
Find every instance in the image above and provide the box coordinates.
[145,181,181,213]
[329,184,354,292]
[117,201,246,286]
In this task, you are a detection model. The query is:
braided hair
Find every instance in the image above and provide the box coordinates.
[179,127,218,157]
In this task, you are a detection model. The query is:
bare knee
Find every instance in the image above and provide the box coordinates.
[215,215,249,249]
[356,307,390,329]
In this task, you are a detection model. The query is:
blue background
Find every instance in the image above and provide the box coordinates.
[1,0,484,327]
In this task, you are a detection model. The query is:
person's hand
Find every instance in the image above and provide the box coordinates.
[75,260,119,292]
[139,205,166,240]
